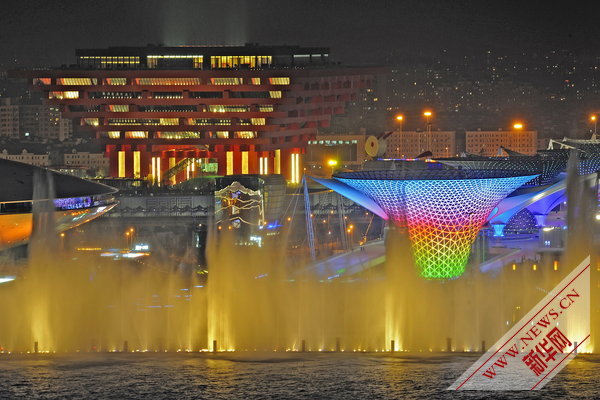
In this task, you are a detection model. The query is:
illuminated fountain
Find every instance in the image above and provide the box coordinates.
[0,159,597,354]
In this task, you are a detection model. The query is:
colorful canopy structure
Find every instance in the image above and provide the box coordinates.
[314,169,537,279]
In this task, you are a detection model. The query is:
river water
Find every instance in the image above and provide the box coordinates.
[0,353,597,399]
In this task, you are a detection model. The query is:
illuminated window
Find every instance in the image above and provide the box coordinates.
[82,118,99,126]
[268,77,290,85]
[136,77,202,85]
[269,91,282,98]
[191,118,231,125]
[107,131,120,139]
[147,55,203,69]
[109,119,145,125]
[216,131,229,139]
[125,131,148,139]
[157,132,202,139]
[250,77,261,85]
[105,78,127,85]
[33,78,51,85]
[226,151,233,175]
[208,105,249,113]
[79,56,140,69]
[153,92,184,99]
[258,105,274,112]
[251,118,266,125]
[210,77,243,85]
[108,105,130,112]
[235,131,256,139]
[58,78,97,85]
[49,91,79,99]
[118,151,126,178]
[159,118,179,125]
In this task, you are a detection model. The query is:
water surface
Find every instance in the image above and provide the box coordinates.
[0,353,597,399]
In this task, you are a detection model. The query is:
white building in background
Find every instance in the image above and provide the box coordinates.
[384,130,456,159]
[466,129,538,156]
[0,149,50,167]
[63,150,109,176]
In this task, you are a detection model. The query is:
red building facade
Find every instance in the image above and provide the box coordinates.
[17,45,381,184]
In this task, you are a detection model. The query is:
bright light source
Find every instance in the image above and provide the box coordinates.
[0,276,16,284]
[395,115,404,121]
[423,111,432,117]
[327,159,338,167]
[591,115,597,121]
[513,123,523,129]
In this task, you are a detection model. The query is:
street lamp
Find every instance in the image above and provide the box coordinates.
[591,115,597,135]
[395,114,404,158]
[513,122,523,130]
[327,159,338,176]
[423,110,433,153]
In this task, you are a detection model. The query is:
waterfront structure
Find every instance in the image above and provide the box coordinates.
[384,130,456,158]
[466,129,537,156]
[14,44,382,184]
[0,158,117,249]
[313,167,536,279]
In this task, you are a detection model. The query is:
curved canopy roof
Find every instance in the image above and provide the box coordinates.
[0,158,116,203]
[334,169,536,181]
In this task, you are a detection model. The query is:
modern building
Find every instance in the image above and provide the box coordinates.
[14,44,383,184]
[305,133,367,176]
[466,129,537,156]
[384,130,456,158]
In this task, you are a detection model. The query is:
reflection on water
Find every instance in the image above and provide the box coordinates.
[0,353,597,399]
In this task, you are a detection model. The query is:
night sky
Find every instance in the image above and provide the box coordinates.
[1,0,599,68]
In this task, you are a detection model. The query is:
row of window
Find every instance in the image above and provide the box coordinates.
[308,140,359,145]
[40,76,290,86]
[68,104,276,113]
[106,131,258,139]
[83,117,267,126]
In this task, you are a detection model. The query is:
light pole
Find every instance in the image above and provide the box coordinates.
[395,114,404,158]
[395,114,404,132]
[423,110,433,153]
[591,115,597,136]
